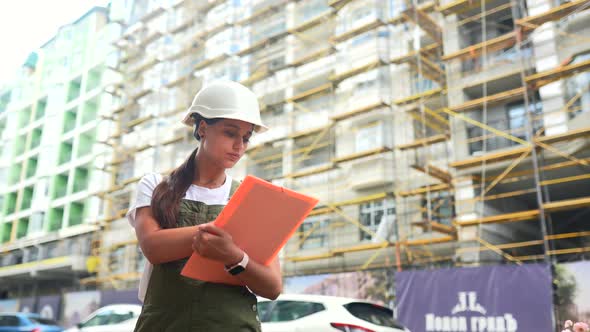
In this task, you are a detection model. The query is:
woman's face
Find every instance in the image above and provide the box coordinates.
[198,118,253,169]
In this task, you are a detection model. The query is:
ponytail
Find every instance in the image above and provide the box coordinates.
[150,147,198,228]
[150,114,221,228]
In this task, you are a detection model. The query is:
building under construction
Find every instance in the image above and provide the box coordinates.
[0,0,589,300]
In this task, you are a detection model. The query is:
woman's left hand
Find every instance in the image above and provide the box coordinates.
[192,223,243,266]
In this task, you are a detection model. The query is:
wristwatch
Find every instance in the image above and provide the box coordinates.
[225,252,249,275]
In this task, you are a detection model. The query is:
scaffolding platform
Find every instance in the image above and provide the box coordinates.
[397,134,450,150]
[517,0,590,32]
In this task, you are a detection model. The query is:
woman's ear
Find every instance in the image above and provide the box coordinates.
[198,120,207,140]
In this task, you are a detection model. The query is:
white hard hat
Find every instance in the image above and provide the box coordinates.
[182,80,268,133]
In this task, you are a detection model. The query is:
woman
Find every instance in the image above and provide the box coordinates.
[126,81,282,331]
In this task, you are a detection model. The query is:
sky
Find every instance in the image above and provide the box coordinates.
[0,0,110,85]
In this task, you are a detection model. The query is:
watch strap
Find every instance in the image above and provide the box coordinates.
[225,252,249,275]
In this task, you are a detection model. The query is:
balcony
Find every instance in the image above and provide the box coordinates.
[331,51,386,84]
[291,7,334,33]
[334,110,392,159]
[332,18,385,44]
[291,22,335,67]
[348,155,394,190]
[256,104,289,145]
[290,167,345,203]
[517,0,590,32]
[293,94,332,134]
[332,77,390,120]
[394,73,443,106]
[246,146,284,181]
[0,234,96,283]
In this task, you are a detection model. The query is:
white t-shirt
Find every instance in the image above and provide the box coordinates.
[126,172,233,302]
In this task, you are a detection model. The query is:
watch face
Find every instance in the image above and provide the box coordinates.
[229,265,246,275]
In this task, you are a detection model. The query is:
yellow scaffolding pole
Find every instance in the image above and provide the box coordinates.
[516,247,590,261]
[534,140,590,167]
[483,150,531,195]
[476,237,522,265]
[457,231,590,254]
[293,124,334,165]
[440,107,530,146]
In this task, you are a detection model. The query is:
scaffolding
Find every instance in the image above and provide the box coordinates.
[82,0,590,287]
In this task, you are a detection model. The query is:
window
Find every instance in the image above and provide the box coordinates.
[257,301,273,321]
[422,191,454,226]
[354,79,377,96]
[506,100,542,143]
[28,317,58,325]
[109,247,125,274]
[27,246,39,262]
[359,199,395,241]
[261,301,325,322]
[351,32,372,47]
[29,212,45,234]
[251,13,286,43]
[507,102,526,141]
[566,53,590,119]
[390,0,407,17]
[0,315,20,326]
[116,159,134,184]
[355,122,383,152]
[35,98,47,120]
[80,309,135,327]
[58,141,73,165]
[299,0,329,21]
[268,56,286,71]
[411,73,436,95]
[351,7,373,23]
[13,250,23,264]
[293,135,333,169]
[298,217,328,249]
[136,245,147,272]
[344,302,403,329]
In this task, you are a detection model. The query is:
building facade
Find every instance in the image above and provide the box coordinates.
[0,0,589,303]
[0,7,119,298]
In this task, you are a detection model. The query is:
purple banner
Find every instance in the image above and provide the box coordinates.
[37,295,61,320]
[18,297,36,313]
[63,290,100,328]
[395,263,553,332]
[100,289,142,306]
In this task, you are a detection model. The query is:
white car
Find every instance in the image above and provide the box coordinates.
[64,304,142,332]
[257,294,409,332]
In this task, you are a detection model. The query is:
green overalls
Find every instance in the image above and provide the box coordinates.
[134,180,261,332]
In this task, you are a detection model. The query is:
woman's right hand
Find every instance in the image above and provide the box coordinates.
[192,223,244,266]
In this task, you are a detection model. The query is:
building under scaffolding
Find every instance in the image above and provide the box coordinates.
[0,0,589,299]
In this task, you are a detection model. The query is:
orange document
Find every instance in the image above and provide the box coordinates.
[180,175,319,285]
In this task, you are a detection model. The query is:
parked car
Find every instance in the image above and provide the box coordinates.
[64,304,141,332]
[257,294,409,332]
[0,312,63,332]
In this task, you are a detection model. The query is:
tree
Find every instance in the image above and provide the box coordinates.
[363,269,395,308]
[554,264,578,323]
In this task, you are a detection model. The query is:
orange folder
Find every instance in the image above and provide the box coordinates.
[180,175,319,285]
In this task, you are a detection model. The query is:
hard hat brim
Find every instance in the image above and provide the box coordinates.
[182,109,268,133]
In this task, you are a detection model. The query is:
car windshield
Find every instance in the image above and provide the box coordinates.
[258,300,325,322]
[82,310,136,327]
[343,302,405,329]
[28,316,58,325]
[0,315,20,326]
